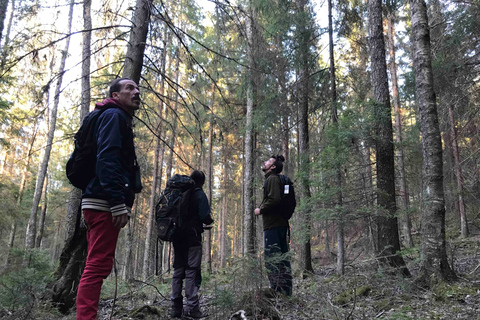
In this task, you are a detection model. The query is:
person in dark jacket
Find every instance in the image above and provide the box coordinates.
[254,155,292,296]
[76,78,142,320]
[170,170,214,319]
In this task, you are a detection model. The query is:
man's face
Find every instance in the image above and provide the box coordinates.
[112,79,141,112]
[261,158,276,173]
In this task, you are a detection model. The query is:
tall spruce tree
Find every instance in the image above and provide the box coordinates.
[367,0,409,276]
[410,0,456,284]
[295,0,314,274]
[243,1,258,255]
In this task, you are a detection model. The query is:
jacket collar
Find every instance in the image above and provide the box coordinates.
[265,171,277,179]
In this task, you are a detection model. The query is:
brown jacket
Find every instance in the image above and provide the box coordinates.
[260,172,288,230]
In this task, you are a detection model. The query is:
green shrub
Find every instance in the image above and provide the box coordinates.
[0,248,55,313]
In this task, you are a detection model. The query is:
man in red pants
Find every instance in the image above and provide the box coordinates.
[76,78,142,319]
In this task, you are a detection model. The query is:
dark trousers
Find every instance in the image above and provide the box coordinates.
[171,236,202,313]
[264,226,292,296]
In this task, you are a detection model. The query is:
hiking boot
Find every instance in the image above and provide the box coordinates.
[170,308,182,318]
[170,297,183,318]
[184,308,204,318]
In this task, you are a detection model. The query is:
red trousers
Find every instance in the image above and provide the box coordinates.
[76,209,120,320]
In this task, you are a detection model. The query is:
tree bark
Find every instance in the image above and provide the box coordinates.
[0,0,13,69]
[4,119,38,269]
[122,0,152,279]
[25,0,75,251]
[143,152,158,280]
[410,0,457,283]
[328,0,345,276]
[5,221,16,268]
[50,0,90,312]
[51,189,87,314]
[296,0,314,274]
[165,47,181,181]
[368,0,409,276]
[386,11,414,248]
[275,28,290,177]
[143,110,165,279]
[205,83,215,273]
[447,105,468,238]
[81,0,92,118]
[51,221,61,261]
[243,3,257,255]
[36,175,48,248]
[143,24,168,281]
[0,0,8,46]
[124,197,140,280]
[122,0,152,83]
[220,149,228,268]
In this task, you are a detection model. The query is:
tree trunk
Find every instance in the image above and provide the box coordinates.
[447,105,468,238]
[4,119,38,269]
[124,197,140,280]
[0,0,14,69]
[144,146,159,280]
[50,0,90,312]
[328,0,345,276]
[296,0,314,274]
[5,222,16,267]
[81,0,92,118]
[143,25,168,280]
[51,221,61,261]
[155,27,171,195]
[243,3,257,255]
[167,242,172,273]
[122,0,152,83]
[25,0,75,251]
[220,150,228,268]
[368,0,409,276]
[322,221,330,261]
[122,0,152,279]
[36,175,48,248]
[51,189,87,314]
[386,11,414,248]
[0,0,8,46]
[205,83,215,273]
[410,0,457,283]
[275,30,290,177]
[165,47,181,181]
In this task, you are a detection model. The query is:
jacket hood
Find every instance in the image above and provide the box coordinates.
[95,98,132,116]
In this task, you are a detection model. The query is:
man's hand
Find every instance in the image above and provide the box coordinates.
[112,213,129,229]
[254,208,261,216]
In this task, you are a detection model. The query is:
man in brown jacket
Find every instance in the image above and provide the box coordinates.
[254,155,292,296]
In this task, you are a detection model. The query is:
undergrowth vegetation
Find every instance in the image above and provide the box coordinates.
[0,249,56,318]
[2,238,480,319]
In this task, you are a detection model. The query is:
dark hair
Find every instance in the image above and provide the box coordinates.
[271,154,285,173]
[109,77,133,97]
[190,170,206,187]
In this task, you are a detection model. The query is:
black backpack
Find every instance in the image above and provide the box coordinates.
[155,174,198,242]
[66,108,111,190]
[278,175,296,220]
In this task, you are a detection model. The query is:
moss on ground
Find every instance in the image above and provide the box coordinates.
[333,285,371,305]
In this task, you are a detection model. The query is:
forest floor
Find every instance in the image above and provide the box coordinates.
[4,235,480,320]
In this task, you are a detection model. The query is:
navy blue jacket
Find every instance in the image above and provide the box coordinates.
[194,188,214,226]
[81,99,137,216]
